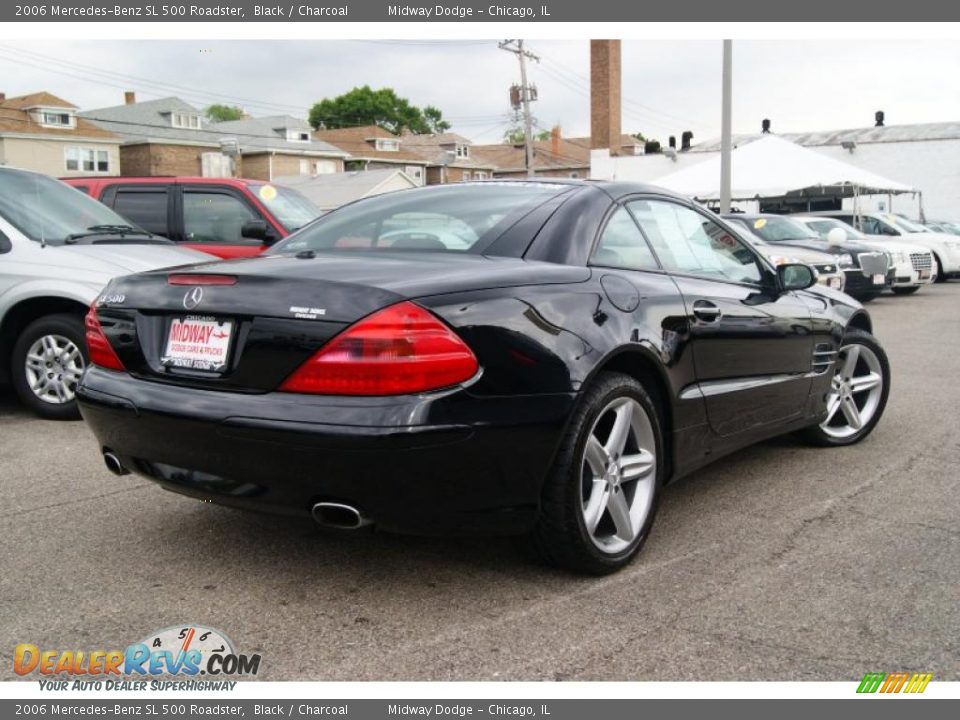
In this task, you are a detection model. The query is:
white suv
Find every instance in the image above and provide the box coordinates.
[0,167,212,419]
[792,216,935,295]
[809,211,960,283]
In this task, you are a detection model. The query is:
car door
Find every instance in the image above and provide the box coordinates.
[627,198,814,438]
[101,184,174,238]
[175,185,270,259]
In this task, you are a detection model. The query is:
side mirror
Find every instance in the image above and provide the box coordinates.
[241,219,271,241]
[778,263,817,291]
[0,231,11,254]
[826,227,847,245]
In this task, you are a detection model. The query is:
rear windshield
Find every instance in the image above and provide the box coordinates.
[268,183,569,255]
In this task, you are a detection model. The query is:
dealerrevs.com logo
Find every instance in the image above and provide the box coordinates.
[14,625,261,689]
[856,672,933,694]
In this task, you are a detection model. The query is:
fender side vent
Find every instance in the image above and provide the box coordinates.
[812,343,837,374]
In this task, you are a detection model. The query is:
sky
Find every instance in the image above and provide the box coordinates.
[1,39,958,145]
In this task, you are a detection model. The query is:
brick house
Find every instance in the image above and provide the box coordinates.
[0,91,120,177]
[209,115,347,181]
[398,131,496,184]
[473,128,593,179]
[311,125,428,185]
[81,94,345,180]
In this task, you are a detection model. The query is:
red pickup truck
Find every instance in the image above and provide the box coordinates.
[63,176,321,258]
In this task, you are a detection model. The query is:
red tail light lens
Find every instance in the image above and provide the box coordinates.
[84,302,125,371]
[279,301,478,396]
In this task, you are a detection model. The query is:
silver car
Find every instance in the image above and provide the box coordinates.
[0,167,212,419]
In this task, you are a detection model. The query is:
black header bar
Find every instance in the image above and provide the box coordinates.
[5,0,959,22]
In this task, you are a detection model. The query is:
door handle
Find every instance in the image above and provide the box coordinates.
[692,299,722,322]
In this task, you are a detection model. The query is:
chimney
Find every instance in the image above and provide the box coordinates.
[668,136,676,149]
[124,91,136,105]
[590,39,622,155]
[681,130,693,151]
[551,125,561,158]
[875,110,885,127]
[762,118,771,134]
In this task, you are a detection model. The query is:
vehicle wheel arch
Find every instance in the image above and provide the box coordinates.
[845,310,873,335]
[0,296,89,384]
[576,346,675,480]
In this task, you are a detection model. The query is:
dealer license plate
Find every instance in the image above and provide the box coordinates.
[828,277,843,289]
[919,269,931,280]
[162,316,233,372]
[872,274,886,285]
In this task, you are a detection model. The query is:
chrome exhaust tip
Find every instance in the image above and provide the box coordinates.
[103,451,129,476]
[311,502,371,530]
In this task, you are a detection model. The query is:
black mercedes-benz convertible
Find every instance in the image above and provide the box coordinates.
[78,181,890,574]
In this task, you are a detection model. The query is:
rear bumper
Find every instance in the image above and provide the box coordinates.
[77,367,575,535]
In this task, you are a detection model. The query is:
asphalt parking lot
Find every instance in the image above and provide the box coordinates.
[2,284,958,682]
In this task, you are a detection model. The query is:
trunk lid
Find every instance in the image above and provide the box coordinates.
[97,252,589,393]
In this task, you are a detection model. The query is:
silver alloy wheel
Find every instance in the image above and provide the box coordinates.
[820,342,884,439]
[581,397,657,554]
[24,334,85,405]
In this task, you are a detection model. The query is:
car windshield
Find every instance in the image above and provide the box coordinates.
[887,214,930,233]
[268,182,570,255]
[805,218,864,239]
[248,183,322,232]
[738,216,818,243]
[0,169,144,245]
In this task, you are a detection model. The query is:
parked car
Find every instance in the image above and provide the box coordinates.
[78,181,890,574]
[790,216,935,295]
[924,220,960,236]
[0,167,213,419]
[806,210,960,282]
[63,177,322,259]
[728,224,845,291]
[723,213,893,302]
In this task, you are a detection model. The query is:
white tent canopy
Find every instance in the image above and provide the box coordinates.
[652,135,917,202]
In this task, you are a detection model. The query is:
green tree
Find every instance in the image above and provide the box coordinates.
[308,86,450,134]
[204,104,245,122]
[503,127,551,144]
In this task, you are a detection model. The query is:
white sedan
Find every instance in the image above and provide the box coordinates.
[793,216,936,295]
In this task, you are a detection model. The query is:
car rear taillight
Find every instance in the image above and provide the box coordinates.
[84,302,125,371]
[279,301,478,396]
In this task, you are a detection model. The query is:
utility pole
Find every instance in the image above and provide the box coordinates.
[720,39,733,213]
[500,39,539,177]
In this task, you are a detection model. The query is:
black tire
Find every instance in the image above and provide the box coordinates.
[891,286,920,295]
[850,292,879,303]
[799,328,890,447]
[527,372,665,575]
[10,313,87,420]
[933,254,946,283]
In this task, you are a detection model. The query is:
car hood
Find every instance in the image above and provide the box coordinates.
[57,244,215,274]
[768,238,878,256]
[857,239,924,255]
[753,242,838,265]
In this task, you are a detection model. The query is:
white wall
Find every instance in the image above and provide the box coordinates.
[591,138,960,220]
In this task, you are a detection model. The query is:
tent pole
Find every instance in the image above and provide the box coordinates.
[719,40,733,214]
